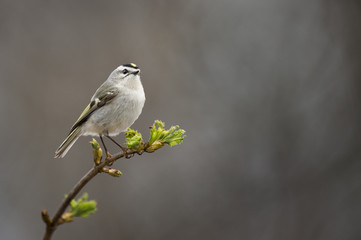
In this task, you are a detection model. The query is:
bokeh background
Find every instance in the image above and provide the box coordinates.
[1,0,361,239]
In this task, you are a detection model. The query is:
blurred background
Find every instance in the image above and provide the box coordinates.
[0,0,360,239]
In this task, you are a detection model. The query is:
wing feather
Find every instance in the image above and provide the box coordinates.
[68,88,119,133]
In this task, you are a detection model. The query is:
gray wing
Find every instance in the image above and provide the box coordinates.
[69,84,119,133]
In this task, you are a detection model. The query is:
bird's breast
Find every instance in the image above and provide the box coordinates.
[83,88,145,136]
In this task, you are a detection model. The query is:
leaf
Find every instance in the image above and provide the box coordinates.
[69,193,97,218]
[125,129,143,150]
[146,120,186,152]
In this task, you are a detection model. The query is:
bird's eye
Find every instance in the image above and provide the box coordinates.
[122,69,129,74]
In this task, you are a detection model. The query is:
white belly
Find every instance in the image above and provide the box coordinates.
[82,89,145,136]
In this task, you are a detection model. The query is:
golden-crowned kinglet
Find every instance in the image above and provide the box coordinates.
[55,63,145,158]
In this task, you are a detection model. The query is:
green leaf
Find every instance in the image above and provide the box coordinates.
[125,128,143,150]
[163,128,186,146]
[146,120,186,152]
[69,193,97,218]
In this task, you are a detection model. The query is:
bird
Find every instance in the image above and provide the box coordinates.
[55,63,145,158]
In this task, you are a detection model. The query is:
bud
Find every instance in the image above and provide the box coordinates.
[93,147,102,165]
[69,193,97,218]
[145,140,164,153]
[102,168,122,177]
[90,138,102,165]
[41,209,52,225]
[125,128,143,150]
[58,211,73,225]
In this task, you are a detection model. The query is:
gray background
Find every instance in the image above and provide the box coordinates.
[1,0,361,239]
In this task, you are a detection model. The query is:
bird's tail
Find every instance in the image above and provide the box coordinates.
[54,127,82,158]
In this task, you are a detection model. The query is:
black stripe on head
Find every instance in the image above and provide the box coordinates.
[123,63,139,69]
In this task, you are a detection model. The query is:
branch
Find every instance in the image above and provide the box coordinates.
[42,150,131,240]
[42,120,186,240]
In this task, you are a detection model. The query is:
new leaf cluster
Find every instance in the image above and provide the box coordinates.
[69,193,97,218]
[125,120,186,152]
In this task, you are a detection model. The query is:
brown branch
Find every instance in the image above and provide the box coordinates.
[42,121,185,240]
[42,150,137,240]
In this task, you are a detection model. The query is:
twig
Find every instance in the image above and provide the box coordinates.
[43,150,136,240]
[42,121,186,240]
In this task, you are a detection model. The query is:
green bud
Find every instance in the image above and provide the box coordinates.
[93,148,102,165]
[147,120,186,148]
[69,193,97,218]
[145,140,164,153]
[89,138,99,148]
[60,211,74,224]
[125,128,143,150]
[90,138,102,165]
[102,168,122,177]
[41,209,52,225]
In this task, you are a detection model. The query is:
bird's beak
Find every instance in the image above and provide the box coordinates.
[132,70,140,75]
